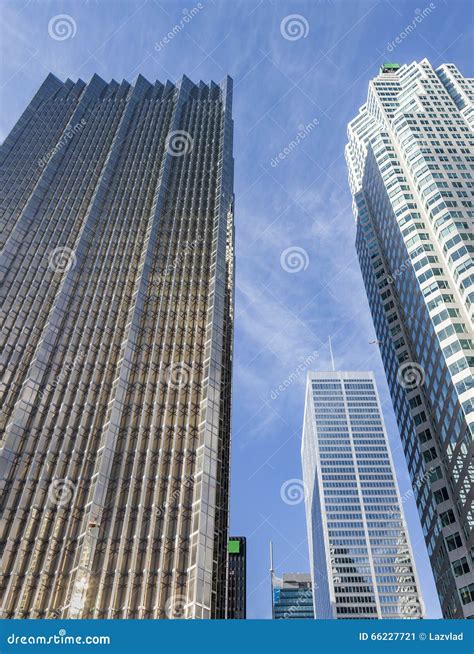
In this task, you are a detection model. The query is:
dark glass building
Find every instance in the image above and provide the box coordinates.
[226,537,246,619]
[272,574,315,620]
[0,72,235,619]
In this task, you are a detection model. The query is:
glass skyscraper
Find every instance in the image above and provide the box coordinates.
[226,537,247,619]
[272,573,315,620]
[346,59,473,618]
[302,371,423,619]
[0,72,234,619]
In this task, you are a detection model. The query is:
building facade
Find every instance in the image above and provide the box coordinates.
[0,72,235,619]
[302,371,424,619]
[345,60,473,618]
[272,573,315,620]
[226,537,246,619]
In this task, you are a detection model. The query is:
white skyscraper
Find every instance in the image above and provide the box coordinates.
[302,371,423,619]
[345,60,473,618]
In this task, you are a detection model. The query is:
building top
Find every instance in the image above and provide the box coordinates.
[275,573,312,588]
[380,62,401,73]
[307,370,375,381]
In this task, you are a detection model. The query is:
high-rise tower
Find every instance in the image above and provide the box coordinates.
[272,574,315,620]
[226,537,247,619]
[0,72,235,619]
[345,59,473,618]
[302,371,424,619]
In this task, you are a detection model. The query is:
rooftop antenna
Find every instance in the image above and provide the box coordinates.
[270,541,275,619]
[328,336,335,372]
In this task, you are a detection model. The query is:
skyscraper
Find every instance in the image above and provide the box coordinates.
[302,371,424,619]
[226,537,247,619]
[345,59,473,618]
[0,72,235,619]
[272,574,315,620]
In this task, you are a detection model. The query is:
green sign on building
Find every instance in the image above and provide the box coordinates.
[228,540,240,554]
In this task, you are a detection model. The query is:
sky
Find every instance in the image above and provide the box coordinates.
[1,0,473,620]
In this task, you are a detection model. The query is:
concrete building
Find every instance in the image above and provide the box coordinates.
[345,60,474,617]
[302,371,423,619]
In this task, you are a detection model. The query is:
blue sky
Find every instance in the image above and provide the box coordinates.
[1,0,473,620]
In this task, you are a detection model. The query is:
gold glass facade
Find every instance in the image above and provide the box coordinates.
[0,72,234,619]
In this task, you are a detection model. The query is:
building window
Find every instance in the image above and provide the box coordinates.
[459,584,474,605]
[446,533,463,552]
[452,557,470,577]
